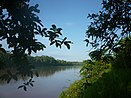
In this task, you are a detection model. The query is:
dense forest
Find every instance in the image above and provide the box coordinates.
[28,55,82,67]
[0,52,81,68]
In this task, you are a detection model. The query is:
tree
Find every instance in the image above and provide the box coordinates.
[0,0,72,90]
[85,0,131,53]
[85,0,131,68]
[59,1,131,97]
[0,0,72,55]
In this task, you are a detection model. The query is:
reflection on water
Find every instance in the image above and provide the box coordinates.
[0,66,81,98]
[36,66,80,77]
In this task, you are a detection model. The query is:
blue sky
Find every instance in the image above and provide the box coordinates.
[30,0,102,62]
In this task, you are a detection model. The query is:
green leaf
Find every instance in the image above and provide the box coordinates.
[66,44,70,49]
[30,83,33,87]
[50,41,55,46]
[52,25,56,29]
[30,73,33,78]
[35,4,39,8]
[56,42,59,47]
[35,72,39,77]
[7,78,11,83]
[61,37,67,44]
[18,85,24,89]
[66,41,72,44]
[29,78,32,82]
[57,28,62,32]
[23,86,27,91]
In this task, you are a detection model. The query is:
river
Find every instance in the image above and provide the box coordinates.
[0,66,81,98]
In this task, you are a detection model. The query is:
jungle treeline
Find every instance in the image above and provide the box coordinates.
[0,52,82,68]
[28,55,82,67]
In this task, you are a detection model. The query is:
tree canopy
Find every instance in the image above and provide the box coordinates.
[0,0,72,90]
[60,1,131,97]
[85,0,131,53]
[0,0,72,56]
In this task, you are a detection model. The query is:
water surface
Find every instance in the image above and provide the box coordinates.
[0,66,81,98]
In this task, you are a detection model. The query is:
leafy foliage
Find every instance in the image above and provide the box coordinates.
[0,0,72,55]
[112,37,131,68]
[60,57,131,98]
[0,0,72,90]
[60,59,111,98]
[80,68,131,98]
[85,0,131,69]
[60,1,131,97]
[85,0,131,52]
[18,78,35,91]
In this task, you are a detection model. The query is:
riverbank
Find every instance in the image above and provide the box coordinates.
[59,67,131,98]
